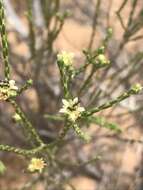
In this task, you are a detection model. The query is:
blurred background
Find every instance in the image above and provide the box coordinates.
[0,0,143,189]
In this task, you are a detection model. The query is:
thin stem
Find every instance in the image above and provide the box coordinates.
[9,100,44,146]
[0,0,10,80]
[116,0,128,31]
[75,62,90,76]
[88,0,101,49]
[44,114,64,121]
[85,87,142,116]
[57,63,71,99]
[18,79,33,95]
[130,35,143,41]
[127,0,138,27]
[27,0,36,58]
[0,144,46,157]
[79,66,97,95]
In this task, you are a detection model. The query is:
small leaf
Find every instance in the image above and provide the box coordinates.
[73,124,91,143]
[85,116,122,133]
[0,161,6,175]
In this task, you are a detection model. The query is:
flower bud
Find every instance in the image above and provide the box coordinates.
[12,113,22,122]
[131,83,142,93]
[96,54,110,66]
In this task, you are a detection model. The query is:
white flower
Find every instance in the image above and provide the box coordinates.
[9,80,18,90]
[59,97,85,122]
[57,51,74,66]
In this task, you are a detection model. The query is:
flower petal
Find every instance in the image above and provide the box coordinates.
[9,80,15,86]
[73,97,78,104]
[59,108,67,113]
[62,99,69,107]
[78,107,85,112]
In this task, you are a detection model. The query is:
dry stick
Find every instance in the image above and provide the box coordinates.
[27,0,36,58]
[0,0,10,80]
[107,61,141,103]
[116,0,128,31]
[88,0,101,49]
[130,35,143,41]
[118,0,141,51]
[96,0,140,105]
[127,0,138,27]
[101,48,143,100]
[45,0,59,51]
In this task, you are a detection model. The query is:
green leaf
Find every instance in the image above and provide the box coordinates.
[73,124,91,143]
[85,116,122,133]
[0,161,6,175]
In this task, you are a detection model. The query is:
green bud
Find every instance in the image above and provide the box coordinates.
[27,79,33,85]
[63,10,72,17]
[56,10,71,21]
[96,54,110,66]
[107,27,113,37]
[97,46,105,54]
[131,83,142,93]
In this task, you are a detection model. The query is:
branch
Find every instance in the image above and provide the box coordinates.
[0,144,46,156]
[85,84,142,116]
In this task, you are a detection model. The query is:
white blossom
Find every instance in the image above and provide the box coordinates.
[59,97,85,122]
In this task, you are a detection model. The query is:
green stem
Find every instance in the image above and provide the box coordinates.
[59,123,70,140]
[85,87,142,116]
[88,0,101,49]
[9,100,43,146]
[79,66,97,95]
[44,114,64,121]
[127,0,138,27]
[27,0,36,58]
[18,79,33,95]
[0,0,10,80]
[57,63,70,99]
[0,144,46,157]
[72,124,91,142]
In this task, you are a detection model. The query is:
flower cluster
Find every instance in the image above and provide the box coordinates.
[57,51,74,66]
[59,97,85,122]
[28,158,46,173]
[0,80,18,101]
